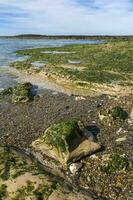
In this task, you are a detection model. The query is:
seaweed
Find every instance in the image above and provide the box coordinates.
[103,154,128,174]
[43,119,84,154]
[111,106,128,120]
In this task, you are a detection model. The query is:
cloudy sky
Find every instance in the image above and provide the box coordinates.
[0,0,133,35]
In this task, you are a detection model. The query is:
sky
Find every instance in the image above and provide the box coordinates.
[0,0,133,35]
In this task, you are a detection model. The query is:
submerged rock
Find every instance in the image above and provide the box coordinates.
[32,119,101,167]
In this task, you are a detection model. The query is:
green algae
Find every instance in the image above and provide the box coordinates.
[34,184,53,200]
[43,119,84,154]
[110,106,128,120]
[103,154,128,174]
[0,184,8,200]
[10,37,133,87]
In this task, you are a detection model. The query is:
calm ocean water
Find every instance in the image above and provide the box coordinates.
[0,38,101,89]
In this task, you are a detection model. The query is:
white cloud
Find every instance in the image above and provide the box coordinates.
[0,0,133,35]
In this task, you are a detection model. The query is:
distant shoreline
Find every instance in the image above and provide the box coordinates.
[0,34,133,40]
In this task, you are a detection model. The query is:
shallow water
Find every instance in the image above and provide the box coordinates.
[31,61,46,68]
[0,38,102,90]
[41,51,76,54]
[0,73,17,90]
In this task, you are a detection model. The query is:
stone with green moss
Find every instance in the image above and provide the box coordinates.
[32,119,101,165]
[44,119,84,153]
[12,82,33,103]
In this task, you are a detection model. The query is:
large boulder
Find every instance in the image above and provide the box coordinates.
[32,119,101,167]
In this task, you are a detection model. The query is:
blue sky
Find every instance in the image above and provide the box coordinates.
[0,0,133,35]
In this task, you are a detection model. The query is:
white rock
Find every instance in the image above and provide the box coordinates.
[87,176,91,182]
[69,162,83,175]
[99,114,106,121]
[116,137,127,142]
[116,128,123,135]
[128,119,132,124]
[75,96,86,101]
[116,128,127,135]
[90,155,99,159]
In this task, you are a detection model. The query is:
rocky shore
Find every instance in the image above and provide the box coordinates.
[0,84,133,199]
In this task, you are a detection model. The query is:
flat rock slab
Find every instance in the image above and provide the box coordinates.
[69,139,101,163]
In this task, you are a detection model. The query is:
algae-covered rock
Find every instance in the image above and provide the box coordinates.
[12,82,33,103]
[111,106,128,120]
[1,82,34,103]
[32,119,101,166]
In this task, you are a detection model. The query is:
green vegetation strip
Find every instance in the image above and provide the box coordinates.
[10,37,133,86]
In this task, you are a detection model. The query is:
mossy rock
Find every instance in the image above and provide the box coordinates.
[32,119,101,165]
[110,106,128,120]
[43,119,84,162]
[12,82,33,103]
[44,119,84,151]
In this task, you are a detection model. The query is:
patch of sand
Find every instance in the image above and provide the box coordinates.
[5,172,45,193]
